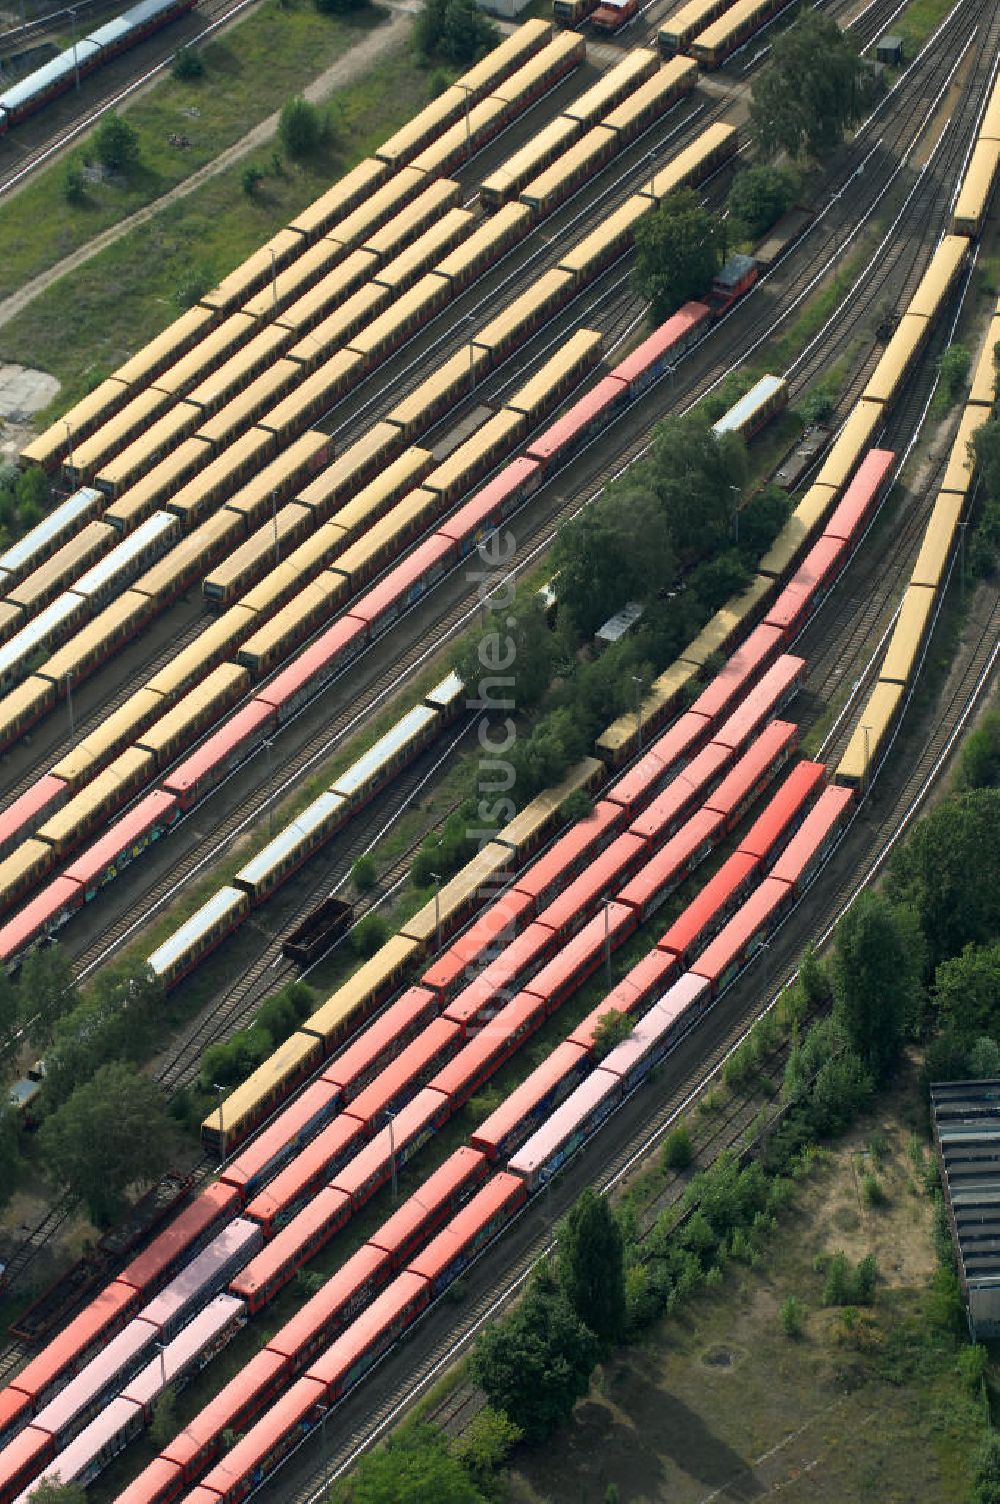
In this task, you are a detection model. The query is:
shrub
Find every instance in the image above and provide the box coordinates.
[352,854,377,893]
[278,96,326,159]
[63,160,87,204]
[241,165,264,198]
[351,913,388,957]
[861,1172,886,1206]
[780,1294,804,1337]
[172,45,204,80]
[662,1124,693,1170]
[95,113,141,174]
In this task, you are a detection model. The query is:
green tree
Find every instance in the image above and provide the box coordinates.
[972,1434,1000,1504]
[16,466,49,516]
[95,112,141,174]
[955,707,1000,789]
[38,1063,175,1225]
[886,789,1000,969]
[25,1480,88,1504]
[591,1010,634,1061]
[470,1278,600,1442]
[44,963,160,1109]
[633,188,726,321]
[0,968,20,1063]
[241,165,264,198]
[551,487,677,637]
[352,854,378,893]
[20,944,78,1045]
[0,1107,20,1208]
[936,344,970,405]
[171,45,204,80]
[149,1386,177,1449]
[726,164,795,241]
[329,1423,485,1503]
[279,96,325,159]
[933,941,1000,1038]
[662,1123,693,1170]
[750,12,864,160]
[972,415,1000,501]
[830,890,918,1081]
[451,1406,522,1486]
[558,1189,626,1346]
[779,1295,804,1337]
[351,913,388,958]
[415,0,497,65]
[646,413,747,563]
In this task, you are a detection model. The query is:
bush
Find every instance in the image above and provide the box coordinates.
[352,854,377,893]
[172,45,204,80]
[936,344,970,405]
[822,1250,878,1305]
[861,1172,885,1207]
[662,1124,693,1170]
[780,1294,804,1337]
[957,1343,988,1393]
[278,96,327,159]
[726,163,796,240]
[63,160,87,204]
[351,913,388,957]
[95,113,141,174]
[241,165,264,198]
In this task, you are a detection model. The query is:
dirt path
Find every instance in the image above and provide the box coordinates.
[0,4,414,335]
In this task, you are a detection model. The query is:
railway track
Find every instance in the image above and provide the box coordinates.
[0,0,994,1438]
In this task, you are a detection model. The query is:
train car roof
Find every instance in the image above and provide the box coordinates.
[147,887,246,975]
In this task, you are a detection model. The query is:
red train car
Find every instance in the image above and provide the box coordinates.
[161,702,277,810]
[244,1114,366,1237]
[435,458,541,558]
[365,1145,490,1271]
[523,901,637,1013]
[253,615,368,722]
[321,986,438,1100]
[470,1040,590,1162]
[657,850,762,967]
[508,799,625,916]
[605,710,711,818]
[525,376,628,473]
[628,743,729,846]
[427,993,546,1108]
[688,875,794,994]
[736,758,826,864]
[420,889,533,1003]
[769,785,854,895]
[443,921,559,1035]
[344,1022,459,1131]
[702,719,799,833]
[406,1173,526,1295]
[710,654,805,752]
[217,1082,341,1202]
[688,624,783,724]
[61,789,179,902]
[534,832,646,938]
[822,448,895,543]
[616,807,724,922]
[0,775,68,863]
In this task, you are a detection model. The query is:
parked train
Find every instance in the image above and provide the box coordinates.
[0,0,196,135]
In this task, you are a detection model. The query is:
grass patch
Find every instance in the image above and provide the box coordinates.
[893,0,955,55]
[2,38,434,416]
[0,0,389,304]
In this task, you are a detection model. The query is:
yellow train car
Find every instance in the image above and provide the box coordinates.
[346,273,451,366]
[331,488,441,592]
[257,351,364,448]
[20,377,130,472]
[596,680,677,766]
[639,120,737,203]
[152,311,258,401]
[385,350,491,443]
[93,400,203,499]
[146,606,256,705]
[939,404,985,502]
[294,422,403,522]
[363,179,462,265]
[602,57,699,144]
[134,510,245,607]
[304,934,422,1050]
[489,29,585,111]
[909,491,964,592]
[758,483,837,578]
[520,125,618,217]
[165,429,277,532]
[494,756,605,857]
[691,0,794,67]
[0,839,55,915]
[62,387,172,488]
[6,522,113,620]
[880,583,937,686]
[558,195,652,288]
[835,681,905,790]
[243,236,349,324]
[202,504,314,608]
[562,47,659,128]
[0,677,56,752]
[0,601,24,649]
[287,283,392,372]
[376,87,485,174]
[457,18,553,100]
[333,448,436,541]
[401,841,515,950]
[861,313,929,406]
[221,430,332,534]
[372,209,472,297]
[112,305,216,389]
[424,410,527,507]
[184,324,293,418]
[505,328,604,424]
[102,437,216,533]
[473,269,575,363]
[658,0,733,54]
[410,97,509,180]
[980,73,1000,144]
[435,202,533,290]
[274,248,380,338]
[814,400,883,492]
[287,158,389,243]
[37,746,155,858]
[202,1031,325,1155]
[196,362,302,453]
[49,688,165,792]
[952,139,1000,237]
[480,115,581,211]
[236,574,350,677]
[200,227,306,319]
[969,313,1000,410]
[906,235,969,322]
[137,663,251,768]
[332,167,430,256]
[38,590,152,691]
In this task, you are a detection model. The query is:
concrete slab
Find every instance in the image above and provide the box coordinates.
[0,364,60,422]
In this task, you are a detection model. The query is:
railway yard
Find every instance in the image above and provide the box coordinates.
[0,0,997,1498]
